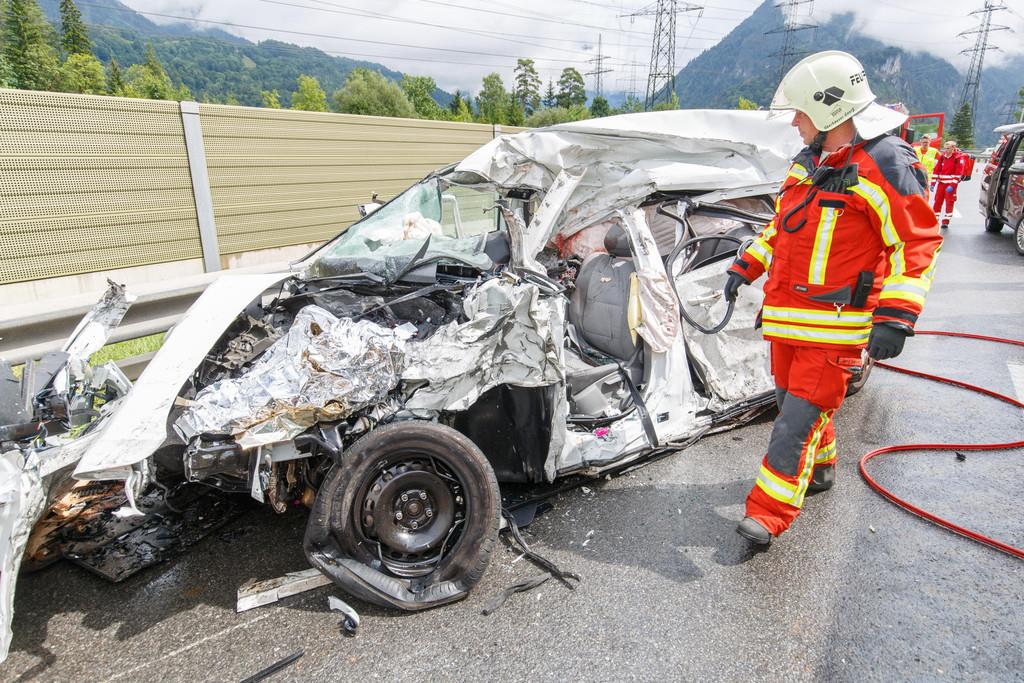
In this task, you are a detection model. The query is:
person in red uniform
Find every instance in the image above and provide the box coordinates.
[723,51,943,545]
[931,140,967,229]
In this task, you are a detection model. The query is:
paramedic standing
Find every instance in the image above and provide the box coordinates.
[915,133,938,187]
[723,51,943,545]
[932,140,966,229]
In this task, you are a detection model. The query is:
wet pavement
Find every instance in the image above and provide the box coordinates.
[3,180,1023,682]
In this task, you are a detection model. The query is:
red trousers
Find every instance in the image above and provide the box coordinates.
[745,342,861,536]
[932,183,958,214]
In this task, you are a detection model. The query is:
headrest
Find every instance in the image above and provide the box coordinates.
[603,224,632,257]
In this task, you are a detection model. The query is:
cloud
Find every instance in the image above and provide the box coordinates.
[119,0,1024,95]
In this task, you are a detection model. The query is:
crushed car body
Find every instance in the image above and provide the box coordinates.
[0,110,804,658]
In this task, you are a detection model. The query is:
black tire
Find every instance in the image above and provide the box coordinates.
[312,421,499,609]
[984,216,1004,233]
[1015,221,1024,256]
[845,356,874,397]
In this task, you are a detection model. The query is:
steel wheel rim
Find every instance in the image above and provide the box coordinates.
[354,451,468,578]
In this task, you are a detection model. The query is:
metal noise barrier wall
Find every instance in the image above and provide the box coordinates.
[0,89,510,286]
[0,90,202,284]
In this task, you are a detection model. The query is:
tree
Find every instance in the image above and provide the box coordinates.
[476,72,507,124]
[948,102,974,149]
[513,58,541,115]
[542,79,556,108]
[2,0,60,90]
[58,0,91,56]
[652,91,680,112]
[556,67,586,108]
[506,90,525,126]
[614,95,644,115]
[58,52,104,93]
[1014,86,1024,124]
[524,104,590,128]
[291,73,328,112]
[401,74,445,119]
[451,97,473,123]
[448,91,473,123]
[260,89,281,108]
[334,68,416,118]
[124,44,189,100]
[737,96,758,110]
[106,57,125,95]
[589,95,610,118]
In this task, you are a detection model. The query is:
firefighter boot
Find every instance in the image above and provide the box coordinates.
[737,516,772,545]
[806,464,835,494]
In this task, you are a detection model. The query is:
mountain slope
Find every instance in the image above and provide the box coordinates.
[674,1,1014,144]
[37,0,452,108]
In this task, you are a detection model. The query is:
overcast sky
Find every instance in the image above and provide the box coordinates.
[120,0,1024,95]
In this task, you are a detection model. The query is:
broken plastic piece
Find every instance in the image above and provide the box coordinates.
[328,594,360,637]
[236,568,332,613]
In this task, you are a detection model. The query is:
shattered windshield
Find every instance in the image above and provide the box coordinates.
[309,177,500,280]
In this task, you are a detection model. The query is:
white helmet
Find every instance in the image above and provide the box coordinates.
[769,50,907,139]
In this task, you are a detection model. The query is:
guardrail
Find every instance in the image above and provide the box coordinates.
[0,262,290,379]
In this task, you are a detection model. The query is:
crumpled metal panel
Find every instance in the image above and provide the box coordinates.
[402,278,564,411]
[0,449,46,663]
[75,273,290,480]
[674,258,773,407]
[618,208,680,353]
[179,307,410,449]
[52,281,135,393]
[456,110,800,243]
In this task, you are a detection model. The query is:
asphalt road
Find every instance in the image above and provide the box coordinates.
[3,179,1023,682]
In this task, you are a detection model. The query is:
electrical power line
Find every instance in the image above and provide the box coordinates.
[958,1,1010,130]
[585,34,614,97]
[765,0,817,80]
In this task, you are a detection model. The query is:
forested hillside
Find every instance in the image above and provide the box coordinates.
[674,0,1020,144]
[36,0,449,107]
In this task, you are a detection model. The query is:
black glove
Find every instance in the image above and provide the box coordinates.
[867,324,909,360]
[723,271,748,303]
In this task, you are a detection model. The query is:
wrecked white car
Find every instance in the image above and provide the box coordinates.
[1,110,808,656]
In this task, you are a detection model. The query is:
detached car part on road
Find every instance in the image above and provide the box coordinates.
[1,110,814,657]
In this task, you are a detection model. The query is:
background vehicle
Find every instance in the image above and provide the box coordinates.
[979,123,1024,255]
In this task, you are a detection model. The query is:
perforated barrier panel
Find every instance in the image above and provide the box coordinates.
[198,105,495,255]
[0,90,507,284]
[0,89,201,284]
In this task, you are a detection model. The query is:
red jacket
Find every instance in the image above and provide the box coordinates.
[730,135,942,349]
[933,152,967,186]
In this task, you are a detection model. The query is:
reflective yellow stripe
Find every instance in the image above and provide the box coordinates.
[879,274,932,307]
[756,411,829,507]
[795,413,830,507]
[851,176,906,277]
[745,221,776,269]
[762,323,870,345]
[787,162,810,184]
[762,306,872,328]
[815,441,837,464]
[808,207,840,285]
[756,465,798,504]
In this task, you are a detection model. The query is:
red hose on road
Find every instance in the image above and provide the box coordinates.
[859,330,1024,560]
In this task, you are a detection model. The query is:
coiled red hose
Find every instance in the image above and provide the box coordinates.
[859,330,1024,560]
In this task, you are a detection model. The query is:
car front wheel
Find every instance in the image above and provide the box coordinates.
[984,216,1004,233]
[1016,221,1024,256]
[305,421,499,610]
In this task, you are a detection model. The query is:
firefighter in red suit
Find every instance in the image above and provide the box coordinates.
[932,140,967,229]
[723,51,943,545]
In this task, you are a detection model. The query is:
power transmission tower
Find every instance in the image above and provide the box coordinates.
[765,0,818,80]
[621,1,703,111]
[585,34,614,98]
[957,1,1009,131]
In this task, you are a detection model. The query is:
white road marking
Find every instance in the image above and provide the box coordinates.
[103,612,273,681]
[1009,361,1024,403]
